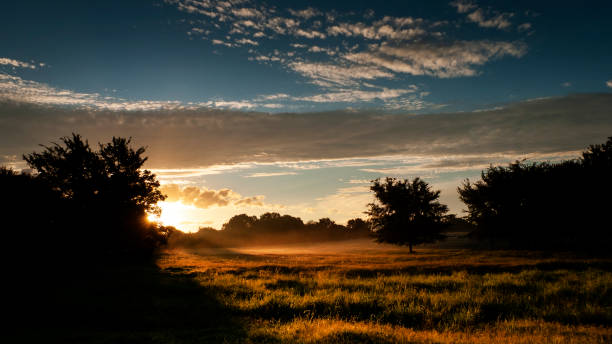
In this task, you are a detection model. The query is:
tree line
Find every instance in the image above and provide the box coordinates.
[168,214,371,247]
[368,137,612,251]
[2,134,610,263]
[458,137,612,250]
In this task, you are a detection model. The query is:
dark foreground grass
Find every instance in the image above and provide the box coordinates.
[8,241,612,343]
[6,263,247,343]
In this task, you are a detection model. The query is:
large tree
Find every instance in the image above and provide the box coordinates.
[21,133,168,260]
[367,177,448,253]
[457,137,612,250]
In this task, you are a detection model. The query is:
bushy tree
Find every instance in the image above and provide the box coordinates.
[222,214,258,234]
[346,218,372,236]
[458,161,549,244]
[458,136,612,250]
[367,177,448,252]
[582,136,612,169]
[17,133,168,261]
[98,137,165,216]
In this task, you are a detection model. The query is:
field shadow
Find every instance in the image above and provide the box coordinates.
[6,261,248,343]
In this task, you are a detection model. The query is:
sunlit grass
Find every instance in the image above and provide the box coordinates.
[157,245,612,343]
[249,318,610,344]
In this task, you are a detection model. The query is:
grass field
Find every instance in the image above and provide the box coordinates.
[154,240,612,343]
[14,239,611,343]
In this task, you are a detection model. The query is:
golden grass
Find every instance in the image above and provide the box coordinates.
[249,318,610,344]
[157,241,612,343]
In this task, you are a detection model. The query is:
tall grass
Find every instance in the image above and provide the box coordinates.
[155,246,612,343]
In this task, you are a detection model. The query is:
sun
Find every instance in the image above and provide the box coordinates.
[148,201,194,231]
[148,200,226,232]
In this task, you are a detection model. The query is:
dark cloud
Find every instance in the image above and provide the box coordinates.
[1,93,611,168]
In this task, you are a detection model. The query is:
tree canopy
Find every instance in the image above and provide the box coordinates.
[367,177,448,252]
[4,134,169,264]
[458,137,612,250]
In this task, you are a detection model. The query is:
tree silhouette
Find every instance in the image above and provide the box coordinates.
[458,136,612,250]
[20,133,168,261]
[582,136,612,169]
[222,214,258,236]
[98,136,165,216]
[346,218,371,236]
[367,177,448,253]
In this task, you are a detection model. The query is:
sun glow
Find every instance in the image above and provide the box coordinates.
[148,201,203,233]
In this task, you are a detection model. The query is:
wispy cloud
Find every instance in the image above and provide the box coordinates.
[212,39,235,47]
[287,61,394,87]
[152,164,257,179]
[0,73,221,110]
[205,99,259,109]
[450,1,515,30]
[517,22,532,32]
[294,28,326,39]
[235,37,259,45]
[276,157,394,171]
[466,9,513,30]
[346,179,371,184]
[258,93,290,100]
[0,72,282,110]
[245,172,298,178]
[344,40,526,78]
[294,87,417,103]
[326,19,426,41]
[166,0,531,109]
[0,57,44,69]
[288,7,321,20]
[361,151,583,175]
[0,71,422,110]
[383,96,430,111]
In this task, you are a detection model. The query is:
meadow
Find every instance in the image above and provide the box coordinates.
[14,239,611,343]
[154,240,611,343]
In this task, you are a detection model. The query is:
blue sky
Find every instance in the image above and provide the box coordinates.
[1,1,612,230]
[2,0,611,112]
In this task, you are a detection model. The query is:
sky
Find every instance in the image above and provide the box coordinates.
[1,0,612,231]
